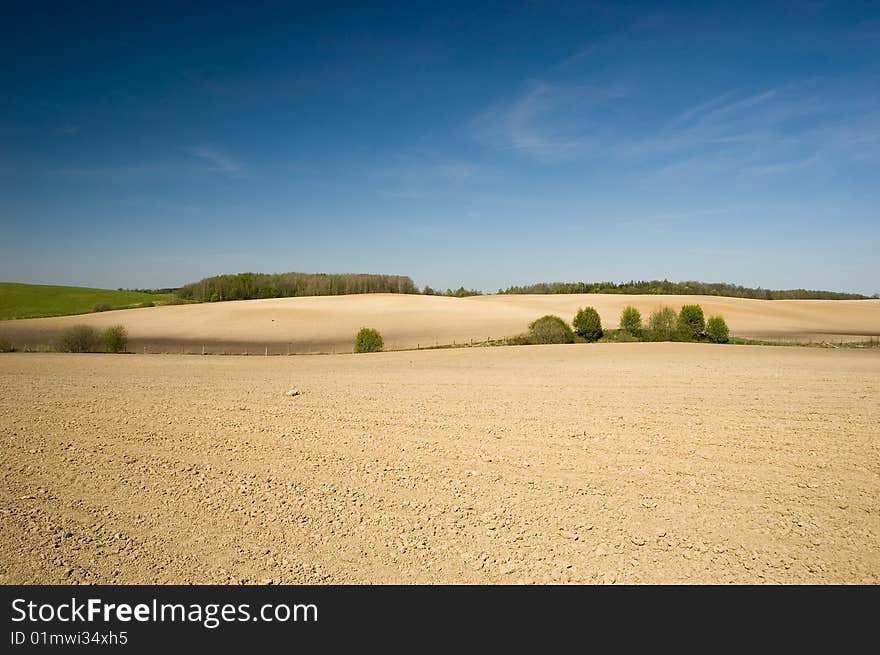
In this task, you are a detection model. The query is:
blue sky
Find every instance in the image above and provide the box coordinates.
[2,0,878,294]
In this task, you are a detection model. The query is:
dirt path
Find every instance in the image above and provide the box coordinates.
[1,344,878,583]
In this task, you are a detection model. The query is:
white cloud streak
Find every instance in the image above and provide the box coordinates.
[471,81,626,163]
[472,70,876,181]
[187,145,245,176]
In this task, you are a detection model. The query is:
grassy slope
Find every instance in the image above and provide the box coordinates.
[0,282,176,320]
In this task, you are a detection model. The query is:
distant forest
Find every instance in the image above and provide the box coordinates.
[161,273,874,302]
[176,272,419,302]
[422,286,483,298]
[498,280,873,300]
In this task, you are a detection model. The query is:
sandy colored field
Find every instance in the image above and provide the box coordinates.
[2,294,878,352]
[1,344,878,584]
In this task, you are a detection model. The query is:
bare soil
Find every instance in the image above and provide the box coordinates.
[1,344,878,584]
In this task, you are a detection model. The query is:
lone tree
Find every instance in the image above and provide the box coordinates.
[619,306,642,337]
[572,307,603,342]
[677,304,706,341]
[646,306,678,341]
[354,327,384,353]
[528,315,575,344]
[102,325,128,353]
[706,315,730,343]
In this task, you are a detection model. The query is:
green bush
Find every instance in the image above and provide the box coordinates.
[572,307,603,342]
[0,336,14,352]
[528,315,575,344]
[102,325,128,353]
[677,304,706,341]
[598,329,640,343]
[646,307,678,341]
[619,306,642,337]
[354,327,384,353]
[56,324,102,352]
[706,315,730,343]
[92,302,112,313]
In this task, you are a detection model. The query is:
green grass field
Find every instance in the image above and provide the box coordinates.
[0,282,177,320]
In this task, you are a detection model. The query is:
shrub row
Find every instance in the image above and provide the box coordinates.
[517,304,730,345]
[352,304,732,353]
[632,304,730,343]
[55,324,129,353]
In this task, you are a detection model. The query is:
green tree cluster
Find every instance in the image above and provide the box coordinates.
[56,324,129,353]
[706,316,730,343]
[573,307,603,341]
[646,307,679,341]
[677,304,706,340]
[527,315,575,344]
[102,325,128,353]
[619,306,642,337]
[499,279,868,300]
[422,286,482,297]
[178,272,419,302]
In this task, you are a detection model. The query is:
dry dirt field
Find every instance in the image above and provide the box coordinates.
[1,344,878,584]
[3,293,879,353]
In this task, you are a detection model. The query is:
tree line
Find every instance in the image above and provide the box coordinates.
[497,279,872,300]
[422,286,483,297]
[166,272,873,303]
[176,272,420,302]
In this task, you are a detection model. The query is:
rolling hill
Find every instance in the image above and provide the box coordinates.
[0,282,176,320]
[1,293,878,352]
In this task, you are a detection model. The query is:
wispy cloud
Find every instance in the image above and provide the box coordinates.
[46,162,189,180]
[187,145,245,176]
[615,208,736,229]
[564,207,738,235]
[471,80,814,168]
[746,153,822,175]
[179,69,234,97]
[622,86,826,162]
[669,89,778,131]
[637,82,879,181]
[370,153,486,199]
[471,81,626,163]
[471,58,879,186]
[47,146,251,181]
